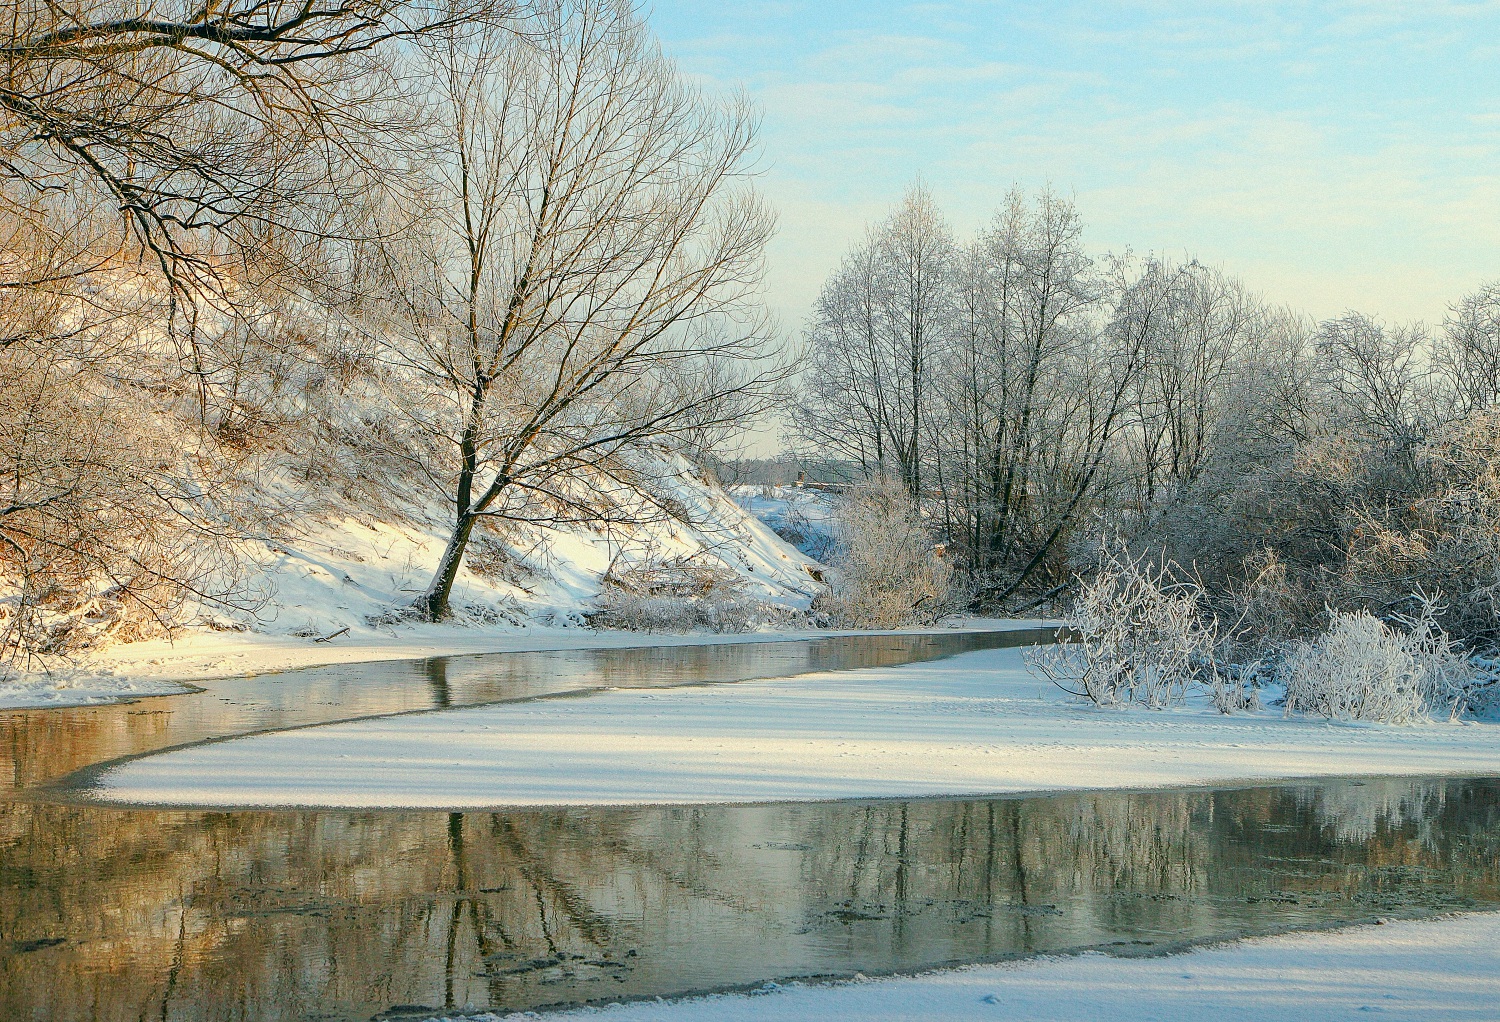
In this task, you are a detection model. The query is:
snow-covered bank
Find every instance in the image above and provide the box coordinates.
[95,645,1500,808]
[0,673,196,709]
[422,913,1500,1022]
[2,457,829,709]
[728,484,839,560]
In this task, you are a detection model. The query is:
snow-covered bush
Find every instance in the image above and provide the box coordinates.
[1280,603,1478,723]
[588,552,794,633]
[589,589,768,633]
[1136,408,1500,654]
[1207,660,1265,714]
[1467,654,1500,717]
[1026,545,1220,708]
[814,477,952,628]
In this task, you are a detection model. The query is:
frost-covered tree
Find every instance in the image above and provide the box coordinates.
[354,0,788,620]
[1437,284,1500,415]
[792,184,953,495]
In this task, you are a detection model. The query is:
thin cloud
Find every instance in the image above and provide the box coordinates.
[651,0,1500,324]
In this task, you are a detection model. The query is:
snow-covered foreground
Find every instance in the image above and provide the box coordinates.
[420,913,1500,1022]
[95,644,1500,808]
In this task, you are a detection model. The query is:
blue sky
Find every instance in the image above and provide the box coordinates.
[649,1,1500,332]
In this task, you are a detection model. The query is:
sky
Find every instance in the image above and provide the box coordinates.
[648,0,1500,347]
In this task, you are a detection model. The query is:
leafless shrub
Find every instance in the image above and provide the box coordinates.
[0,295,256,667]
[814,477,952,628]
[1207,662,1264,715]
[1025,544,1219,708]
[588,552,787,633]
[1223,548,1307,655]
[589,591,766,634]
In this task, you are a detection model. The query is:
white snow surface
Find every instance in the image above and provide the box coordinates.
[729,484,839,560]
[421,912,1500,1022]
[96,644,1500,808]
[0,672,197,709]
[2,457,825,708]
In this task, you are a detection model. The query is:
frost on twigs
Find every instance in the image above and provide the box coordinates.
[813,477,953,629]
[1281,599,1478,724]
[1025,544,1223,709]
[588,551,798,633]
[1030,553,1490,723]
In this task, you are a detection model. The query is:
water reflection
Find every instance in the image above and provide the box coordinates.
[3,778,1499,1021]
[1,630,1053,797]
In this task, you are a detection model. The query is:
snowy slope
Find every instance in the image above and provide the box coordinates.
[238,456,822,641]
[0,458,825,707]
[730,484,839,561]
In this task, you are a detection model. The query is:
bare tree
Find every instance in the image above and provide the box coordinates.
[791,184,952,495]
[791,236,893,476]
[878,184,953,496]
[797,190,1218,608]
[1,0,514,295]
[1315,312,1436,449]
[354,0,787,620]
[1122,261,1257,514]
[982,255,1188,604]
[1437,283,1500,415]
[949,189,1098,584]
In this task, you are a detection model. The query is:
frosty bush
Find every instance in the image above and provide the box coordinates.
[588,552,791,633]
[1280,603,1477,723]
[814,477,952,628]
[1026,545,1220,708]
[589,590,768,633]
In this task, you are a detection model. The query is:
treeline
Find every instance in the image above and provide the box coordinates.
[795,186,1500,647]
[0,0,787,663]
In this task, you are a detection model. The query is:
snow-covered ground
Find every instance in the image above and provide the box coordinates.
[419,912,1500,1022]
[95,644,1500,808]
[2,459,828,709]
[729,484,840,561]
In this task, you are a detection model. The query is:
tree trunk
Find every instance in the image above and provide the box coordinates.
[423,511,478,621]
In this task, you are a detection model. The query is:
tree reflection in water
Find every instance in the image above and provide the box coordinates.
[2,778,1498,1021]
